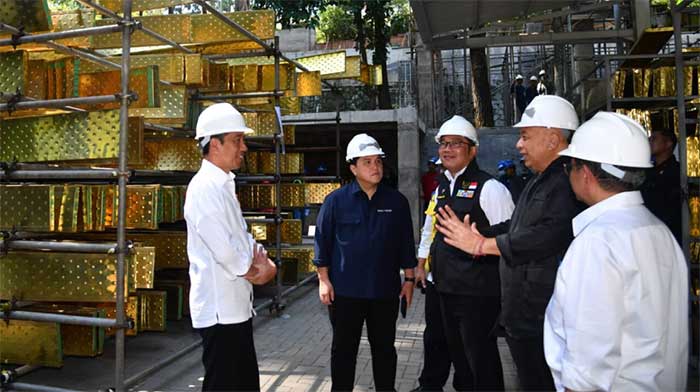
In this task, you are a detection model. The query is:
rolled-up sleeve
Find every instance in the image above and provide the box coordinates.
[398,196,417,268]
[313,194,335,267]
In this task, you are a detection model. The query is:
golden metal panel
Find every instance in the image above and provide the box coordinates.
[359,63,370,84]
[257,152,304,174]
[248,219,302,244]
[224,56,274,67]
[279,96,300,115]
[98,0,192,12]
[371,65,383,86]
[53,184,81,233]
[51,9,94,47]
[653,66,674,97]
[242,151,259,174]
[0,320,62,368]
[688,136,700,178]
[0,110,144,164]
[231,64,259,92]
[197,41,265,55]
[138,290,167,332]
[132,232,188,270]
[612,70,625,98]
[185,54,204,85]
[305,183,341,205]
[131,246,156,292]
[283,125,295,145]
[25,304,104,357]
[260,63,294,91]
[191,10,275,44]
[323,55,362,80]
[295,51,345,75]
[296,71,321,97]
[0,251,129,302]
[0,185,53,232]
[155,283,184,320]
[78,66,158,109]
[94,14,191,49]
[202,61,230,92]
[105,185,161,230]
[632,68,651,98]
[130,84,187,122]
[97,296,139,336]
[0,0,52,33]
[0,50,28,94]
[267,246,315,283]
[78,54,184,83]
[142,138,201,171]
[281,184,305,207]
[26,59,47,99]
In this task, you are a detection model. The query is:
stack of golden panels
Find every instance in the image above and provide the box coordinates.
[23,304,105,357]
[267,246,315,284]
[137,289,167,332]
[245,152,304,174]
[237,184,306,209]
[0,319,63,367]
[247,218,303,245]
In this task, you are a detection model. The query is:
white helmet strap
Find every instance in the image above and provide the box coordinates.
[600,163,625,179]
[199,135,211,148]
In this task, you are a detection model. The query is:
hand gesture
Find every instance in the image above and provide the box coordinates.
[435,205,484,255]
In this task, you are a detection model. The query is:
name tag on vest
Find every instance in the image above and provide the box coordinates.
[377,209,393,213]
[456,189,475,199]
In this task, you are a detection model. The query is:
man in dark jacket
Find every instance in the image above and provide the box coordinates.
[435,96,583,391]
[430,115,514,391]
[642,129,681,244]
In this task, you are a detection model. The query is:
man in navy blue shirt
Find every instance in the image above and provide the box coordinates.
[314,133,417,391]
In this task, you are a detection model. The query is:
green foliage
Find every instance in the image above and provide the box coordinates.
[48,0,80,11]
[389,0,411,35]
[317,4,357,42]
[251,0,326,28]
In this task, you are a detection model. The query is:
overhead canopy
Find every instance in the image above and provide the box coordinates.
[410,0,592,49]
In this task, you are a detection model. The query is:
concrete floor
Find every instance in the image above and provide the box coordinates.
[10,283,699,391]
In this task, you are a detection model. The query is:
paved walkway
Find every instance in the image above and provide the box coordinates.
[135,283,518,391]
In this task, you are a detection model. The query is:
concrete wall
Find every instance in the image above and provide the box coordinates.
[278,28,317,52]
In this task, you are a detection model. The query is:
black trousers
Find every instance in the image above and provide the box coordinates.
[439,293,504,391]
[328,295,399,392]
[418,282,469,391]
[198,319,260,391]
[505,336,555,391]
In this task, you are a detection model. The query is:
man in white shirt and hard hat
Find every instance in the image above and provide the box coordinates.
[544,111,688,392]
[537,69,548,96]
[435,96,583,391]
[185,102,277,391]
[427,115,514,391]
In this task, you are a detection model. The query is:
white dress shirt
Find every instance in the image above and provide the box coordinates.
[544,191,688,392]
[418,174,515,281]
[185,159,258,328]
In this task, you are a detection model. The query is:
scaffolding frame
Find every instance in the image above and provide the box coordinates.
[0,1,338,390]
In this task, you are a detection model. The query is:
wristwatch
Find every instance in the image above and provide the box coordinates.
[404,277,416,284]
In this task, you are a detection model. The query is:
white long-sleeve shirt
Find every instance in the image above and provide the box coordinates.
[544,191,688,392]
[185,159,258,328]
[418,174,514,281]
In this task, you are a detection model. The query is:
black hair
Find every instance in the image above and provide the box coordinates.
[653,129,678,150]
[572,158,646,192]
[199,133,227,156]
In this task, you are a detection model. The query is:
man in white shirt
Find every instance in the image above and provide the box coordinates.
[545,111,688,392]
[185,103,276,391]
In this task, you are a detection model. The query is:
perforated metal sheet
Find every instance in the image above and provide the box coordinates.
[231,64,259,92]
[105,185,161,230]
[185,54,204,85]
[0,110,144,163]
[98,0,191,12]
[296,71,321,97]
[130,84,187,122]
[51,9,94,47]
[323,55,361,80]
[142,138,201,171]
[0,251,128,302]
[279,96,300,115]
[79,53,185,83]
[196,41,265,55]
[78,66,158,109]
[256,152,304,174]
[191,10,274,45]
[294,51,345,75]
[248,219,302,244]
[99,296,139,336]
[225,55,275,67]
[260,63,293,91]
[0,185,53,232]
[138,290,167,331]
[24,304,104,357]
[202,61,230,92]
[131,246,156,292]
[0,320,62,367]
[0,50,28,95]
[26,59,47,99]
[305,183,341,205]
[0,0,52,33]
[94,14,191,49]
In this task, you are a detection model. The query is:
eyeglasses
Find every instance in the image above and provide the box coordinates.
[438,140,472,149]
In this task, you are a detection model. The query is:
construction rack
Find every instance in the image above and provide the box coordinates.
[0,0,378,390]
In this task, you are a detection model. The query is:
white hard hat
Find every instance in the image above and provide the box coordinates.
[539,69,546,76]
[559,111,652,169]
[435,158,442,165]
[514,95,579,131]
[515,74,523,80]
[435,115,479,146]
[195,103,254,147]
[529,75,538,81]
[346,133,385,162]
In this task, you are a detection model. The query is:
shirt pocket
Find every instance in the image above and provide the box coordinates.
[336,214,361,244]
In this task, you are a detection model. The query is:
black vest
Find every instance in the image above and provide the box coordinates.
[430,162,500,296]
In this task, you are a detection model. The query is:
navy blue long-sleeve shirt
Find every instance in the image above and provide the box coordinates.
[313,181,417,299]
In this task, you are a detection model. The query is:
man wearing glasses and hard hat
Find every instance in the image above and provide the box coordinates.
[185,103,276,391]
[314,133,416,391]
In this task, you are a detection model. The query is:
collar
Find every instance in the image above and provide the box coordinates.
[572,191,644,236]
[349,180,384,196]
[200,159,235,186]
[444,166,467,183]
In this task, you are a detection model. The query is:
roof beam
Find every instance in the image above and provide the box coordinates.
[431,28,634,50]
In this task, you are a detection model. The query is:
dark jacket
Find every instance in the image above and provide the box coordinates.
[487,157,583,338]
[431,162,501,297]
[642,156,681,245]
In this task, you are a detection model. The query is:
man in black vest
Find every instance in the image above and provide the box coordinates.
[435,96,583,391]
[430,115,514,391]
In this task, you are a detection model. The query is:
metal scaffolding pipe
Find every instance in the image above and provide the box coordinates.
[193,0,274,52]
[0,311,120,328]
[4,382,80,392]
[280,273,317,298]
[0,169,120,181]
[191,91,284,101]
[0,24,127,47]
[2,240,119,254]
[114,2,132,391]
[144,122,194,136]
[0,95,120,111]
[244,218,278,224]
[205,50,270,61]
[45,42,121,69]
[236,175,276,182]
